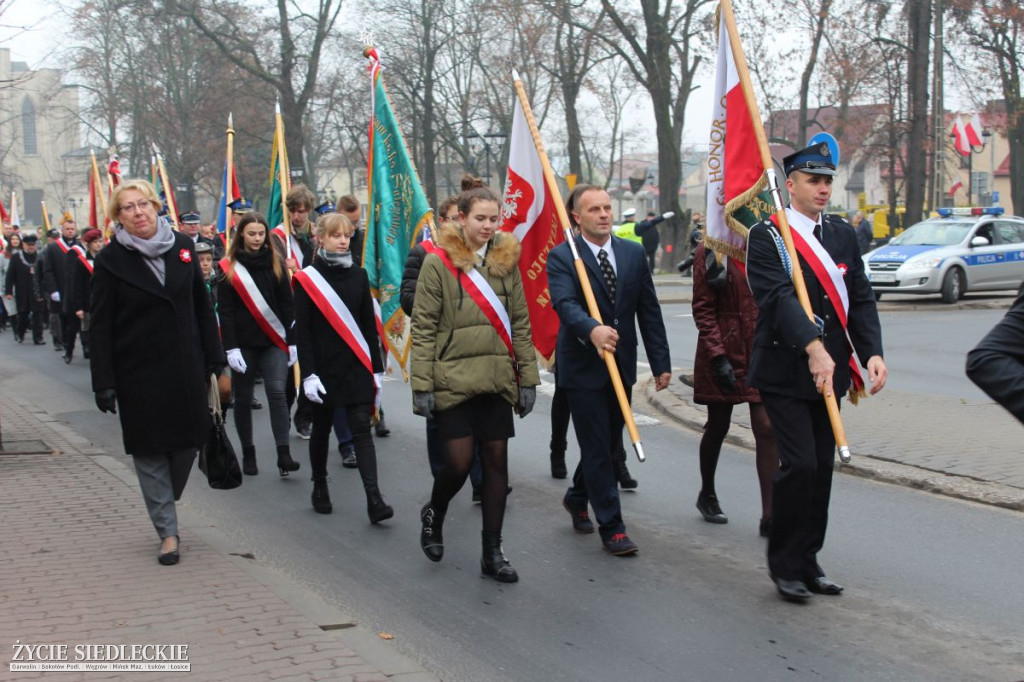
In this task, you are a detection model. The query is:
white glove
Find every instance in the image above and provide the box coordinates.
[288,345,298,367]
[226,348,247,374]
[303,374,327,403]
[50,291,60,302]
[662,211,676,220]
[374,373,384,411]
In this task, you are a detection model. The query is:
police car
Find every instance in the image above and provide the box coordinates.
[863,207,1024,303]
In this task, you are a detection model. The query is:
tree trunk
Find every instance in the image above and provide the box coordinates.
[797,0,832,148]
[904,0,931,226]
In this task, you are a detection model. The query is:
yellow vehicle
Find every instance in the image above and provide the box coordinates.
[869,206,906,239]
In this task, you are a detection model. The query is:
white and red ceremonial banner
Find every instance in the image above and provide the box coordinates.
[964,113,985,147]
[219,258,289,352]
[952,116,970,157]
[10,191,21,228]
[704,9,764,263]
[499,95,563,361]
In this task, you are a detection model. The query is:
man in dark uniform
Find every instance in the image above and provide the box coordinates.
[42,219,80,351]
[547,185,672,556]
[746,143,888,602]
[4,233,46,344]
[634,210,675,272]
[966,292,1024,424]
[180,212,202,245]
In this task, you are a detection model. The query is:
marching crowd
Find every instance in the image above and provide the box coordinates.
[3,142,895,602]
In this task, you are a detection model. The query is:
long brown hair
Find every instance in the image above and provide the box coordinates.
[225,212,284,282]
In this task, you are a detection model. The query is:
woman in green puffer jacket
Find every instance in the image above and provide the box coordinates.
[411,176,540,583]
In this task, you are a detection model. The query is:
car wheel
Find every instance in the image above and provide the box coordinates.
[940,268,964,304]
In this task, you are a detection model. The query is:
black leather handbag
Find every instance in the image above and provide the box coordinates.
[199,374,242,490]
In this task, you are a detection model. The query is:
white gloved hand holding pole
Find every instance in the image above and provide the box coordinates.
[288,345,298,367]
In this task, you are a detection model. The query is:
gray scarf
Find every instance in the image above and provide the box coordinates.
[319,249,353,268]
[115,217,176,285]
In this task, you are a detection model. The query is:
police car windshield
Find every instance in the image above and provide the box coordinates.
[890,219,972,247]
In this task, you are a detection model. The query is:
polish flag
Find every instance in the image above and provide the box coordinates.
[964,113,984,148]
[0,188,9,222]
[948,179,963,197]
[108,154,123,188]
[951,116,970,157]
[704,8,762,262]
[499,95,564,361]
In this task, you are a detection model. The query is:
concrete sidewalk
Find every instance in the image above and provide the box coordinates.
[0,391,438,682]
[642,373,1024,512]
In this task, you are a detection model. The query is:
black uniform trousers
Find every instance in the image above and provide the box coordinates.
[966,292,1024,424]
[762,391,836,581]
[564,382,631,541]
[16,305,45,342]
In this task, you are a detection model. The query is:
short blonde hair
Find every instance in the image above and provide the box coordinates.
[109,179,163,222]
[315,212,354,239]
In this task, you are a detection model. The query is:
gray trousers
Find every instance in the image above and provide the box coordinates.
[132,449,196,539]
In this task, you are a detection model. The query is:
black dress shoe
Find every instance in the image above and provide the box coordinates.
[806,576,843,595]
[774,577,812,602]
[759,517,772,538]
[562,498,595,534]
[63,354,72,364]
[339,445,357,468]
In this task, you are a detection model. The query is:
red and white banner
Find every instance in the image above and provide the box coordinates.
[219,257,289,351]
[704,11,762,262]
[499,95,563,361]
[293,267,374,377]
[952,116,970,157]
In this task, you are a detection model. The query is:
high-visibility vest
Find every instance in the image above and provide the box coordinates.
[614,221,641,244]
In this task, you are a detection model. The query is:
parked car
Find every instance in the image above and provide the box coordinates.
[862,207,1024,303]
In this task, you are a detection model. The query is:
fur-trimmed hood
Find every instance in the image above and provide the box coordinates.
[436,222,521,278]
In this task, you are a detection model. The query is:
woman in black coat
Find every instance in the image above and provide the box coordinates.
[218,212,300,478]
[90,179,225,566]
[293,213,392,523]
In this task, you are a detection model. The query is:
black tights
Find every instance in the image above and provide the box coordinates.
[431,437,509,536]
[699,402,778,519]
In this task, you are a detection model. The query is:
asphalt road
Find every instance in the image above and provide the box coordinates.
[6,316,1023,681]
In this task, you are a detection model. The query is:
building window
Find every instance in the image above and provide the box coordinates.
[22,98,37,155]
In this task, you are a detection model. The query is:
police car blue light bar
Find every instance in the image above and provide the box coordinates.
[937,207,1005,217]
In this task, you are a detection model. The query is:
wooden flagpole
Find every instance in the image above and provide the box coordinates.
[273,101,300,386]
[90,151,110,235]
[225,113,235,252]
[152,143,180,231]
[720,0,852,462]
[511,68,647,463]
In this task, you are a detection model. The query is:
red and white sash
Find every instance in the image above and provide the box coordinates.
[770,212,864,394]
[219,257,289,351]
[72,245,93,274]
[293,266,375,377]
[272,226,304,268]
[425,242,515,363]
[55,238,70,255]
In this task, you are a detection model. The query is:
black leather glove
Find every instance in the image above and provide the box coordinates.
[95,389,117,414]
[515,386,536,418]
[710,355,738,394]
[413,391,435,420]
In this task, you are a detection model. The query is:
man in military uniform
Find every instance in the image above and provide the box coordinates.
[746,143,887,603]
[180,212,202,245]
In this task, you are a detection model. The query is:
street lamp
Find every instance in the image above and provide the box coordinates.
[952,127,993,205]
[465,130,507,187]
[67,198,82,224]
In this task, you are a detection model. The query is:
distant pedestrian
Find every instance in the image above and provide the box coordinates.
[966,290,1024,425]
[4,233,45,344]
[854,211,873,253]
[62,228,103,363]
[89,179,225,566]
[634,210,675,272]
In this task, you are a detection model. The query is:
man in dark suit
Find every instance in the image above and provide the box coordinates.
[547,185,672,556]
[966,291,1024,424]
[746,143,887,602]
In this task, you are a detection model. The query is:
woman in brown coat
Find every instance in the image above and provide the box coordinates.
[691,243,778,536]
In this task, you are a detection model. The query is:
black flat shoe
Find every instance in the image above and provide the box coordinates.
[158,536,180,566]
[806,576,843,595]
[63,354,72,364]
[696,493,728,524]
[563,498,595,534]
[773,577,812,603]
[759,517,772,538]
[550,453,567,479]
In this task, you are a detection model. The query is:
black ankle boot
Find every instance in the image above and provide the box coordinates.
[311,477,332,514]
[550,451,567,479]
[242,446,258,476]
[365,484,394,524]
[480,532,518,583]
[276,444,301,477]
[613,453,638,489]
[420,503,445,562]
